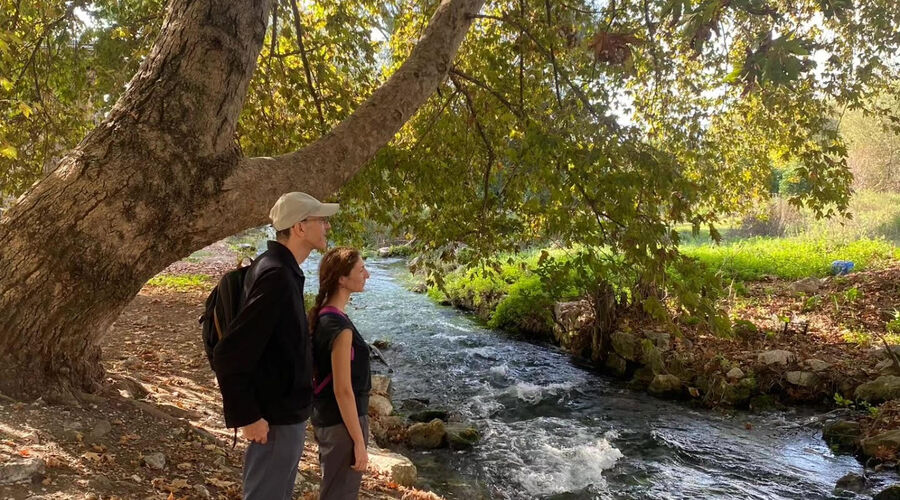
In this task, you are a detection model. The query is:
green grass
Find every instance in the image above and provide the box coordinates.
[681,236,896,281]
[146,273,213,291]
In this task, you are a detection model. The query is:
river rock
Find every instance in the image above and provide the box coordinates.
[861,429,900,459]
[371,415,407,446]
[369,446,417,486]
[378,247,392,257]
[141,452,166,470]
[611,331,639,361]
[855,376,900,404]
[407,419,446,449]
[786,371,818,387]
[644,331,671,351]
[408,409,448,423]
[604,353,627,377]
[372,339,391,350]
[834,472,866,493]
[874,484,900,500]
[446,423,480,450]
[722,378,755,406]
[648,374,682,397]
[368,394,393,417]
[371,374,393,397]
[641,342,665,374]
[804,359,832,373]
[790,277,822,294]
[0,457,45,485]
[726,367,745,380]
[757,350,795,366]
[823,420,861,453]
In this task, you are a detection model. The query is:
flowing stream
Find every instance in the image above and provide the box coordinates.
[299,255,896,499]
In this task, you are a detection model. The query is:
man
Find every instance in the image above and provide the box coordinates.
[213,192,337,500]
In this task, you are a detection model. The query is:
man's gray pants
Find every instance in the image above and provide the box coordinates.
[315,415,369,500]
[242,422,307,500]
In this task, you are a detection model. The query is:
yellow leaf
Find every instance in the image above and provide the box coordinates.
[0,145,16,159]
[0,78,12,92]
[18,102,32,118]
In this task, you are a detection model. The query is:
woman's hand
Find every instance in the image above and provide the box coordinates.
[352,440,368,472]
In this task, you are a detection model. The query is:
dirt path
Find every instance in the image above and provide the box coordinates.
[0,242,438,500]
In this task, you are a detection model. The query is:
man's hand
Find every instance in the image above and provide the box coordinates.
[241,418,269,444]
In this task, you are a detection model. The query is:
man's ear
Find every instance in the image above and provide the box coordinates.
[291,222,304,238]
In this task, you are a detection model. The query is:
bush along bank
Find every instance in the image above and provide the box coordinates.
[419,248,900,472]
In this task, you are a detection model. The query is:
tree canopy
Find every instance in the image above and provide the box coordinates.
[2,0,899,328]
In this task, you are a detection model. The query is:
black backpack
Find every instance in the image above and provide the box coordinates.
[199,263,252,369]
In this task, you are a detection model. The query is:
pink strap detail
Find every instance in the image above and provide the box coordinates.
[318,306,347,317]
[313,346,355,395]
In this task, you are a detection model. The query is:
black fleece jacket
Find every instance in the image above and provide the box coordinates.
[212,241,313,428]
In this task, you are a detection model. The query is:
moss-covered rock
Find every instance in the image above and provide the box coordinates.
[611,331,639,361]
[861,429,900,460]
[641,341,665,375]
[855,376,900,404]
[446,424,480,450]
[822,420,861,454]
[407,419,446,449]
[648,374,682,397]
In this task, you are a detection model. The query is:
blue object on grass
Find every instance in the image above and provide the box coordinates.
[831,260,854,276]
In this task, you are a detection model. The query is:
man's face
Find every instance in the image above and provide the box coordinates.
[296,216,330,251]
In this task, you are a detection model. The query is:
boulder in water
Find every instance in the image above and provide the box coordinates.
[407,419,446,449]
[874,484,900,500]
[408,409,448,423]
[855,376,900,404]
[372,339,391,350]
[648,374,682,397]
[446,423,480,450]
[861,429,900,460]
[834,472,866,493]
[822,420,861,453]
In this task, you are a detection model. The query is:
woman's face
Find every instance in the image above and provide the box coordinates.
[340,257,369,293]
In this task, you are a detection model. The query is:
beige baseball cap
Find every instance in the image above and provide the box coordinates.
[269,192,339,231]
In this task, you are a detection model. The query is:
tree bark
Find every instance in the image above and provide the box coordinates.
[0,0,483,400]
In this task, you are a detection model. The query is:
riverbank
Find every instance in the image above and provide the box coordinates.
[419,245,900,481]
[0,241,440,500]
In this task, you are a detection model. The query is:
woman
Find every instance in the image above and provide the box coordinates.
[309,247,372,499]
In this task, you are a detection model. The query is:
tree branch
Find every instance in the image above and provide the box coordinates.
[210,0,486,236]
[288,0,327,133]
[449,67,524,120]
[412,88,461,152]
[472,13,616,128]
[450,75,495,212]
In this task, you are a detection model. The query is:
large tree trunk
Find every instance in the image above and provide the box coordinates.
[0,0,483,401]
